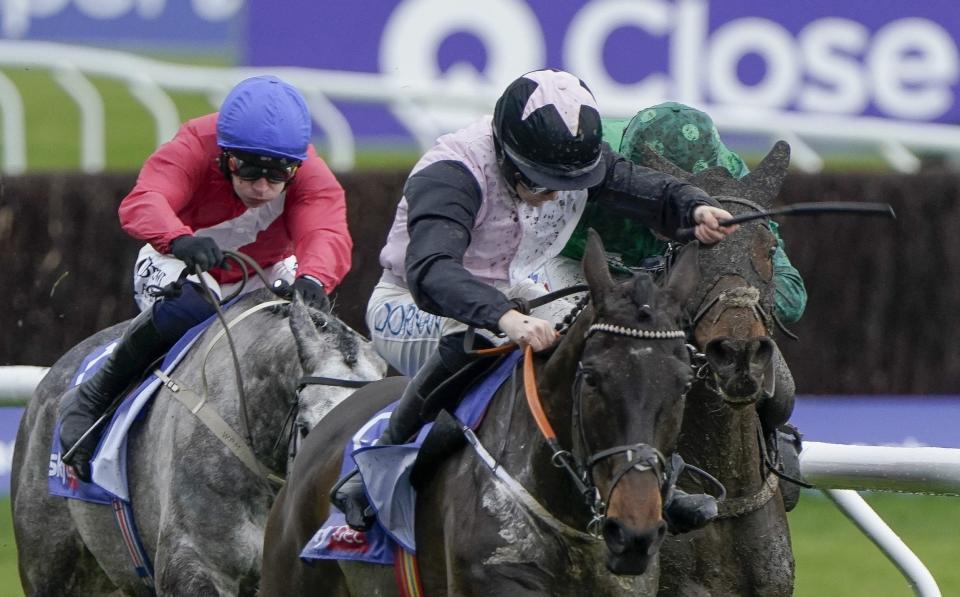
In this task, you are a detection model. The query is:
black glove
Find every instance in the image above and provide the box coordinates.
[293,275,331,312]
[170,235,224,273]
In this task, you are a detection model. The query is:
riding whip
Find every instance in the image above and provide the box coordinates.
[718,201,896,226]
[676,201,896,242]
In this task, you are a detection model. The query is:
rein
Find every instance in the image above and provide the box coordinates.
[169,250,377,491]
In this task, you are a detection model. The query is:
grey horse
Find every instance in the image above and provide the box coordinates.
[12,289,387,596]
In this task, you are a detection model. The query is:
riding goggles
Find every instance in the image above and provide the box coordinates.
[514,171,556,196]
[226,152,301,183]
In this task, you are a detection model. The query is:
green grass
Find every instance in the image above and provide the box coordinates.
[1,67,220,172]
[1,492,958,595]
[1,64,421,174]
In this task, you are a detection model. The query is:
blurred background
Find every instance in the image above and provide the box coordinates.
[1,1,958,595]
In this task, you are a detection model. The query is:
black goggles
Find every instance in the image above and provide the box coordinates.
[514,171,555,196]
[226,152,300,183]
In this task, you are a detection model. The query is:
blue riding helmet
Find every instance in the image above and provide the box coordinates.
[216,75,312,162]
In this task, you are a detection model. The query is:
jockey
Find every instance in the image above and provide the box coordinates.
[58,75,351,482]
[554,101,807,510]
[332,69,738,531]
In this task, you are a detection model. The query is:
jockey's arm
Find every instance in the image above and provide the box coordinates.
[587,144,734,243]
[403,160,514,331]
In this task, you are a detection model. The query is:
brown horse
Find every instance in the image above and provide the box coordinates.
[260,230,702,596]
[642,142,797,597]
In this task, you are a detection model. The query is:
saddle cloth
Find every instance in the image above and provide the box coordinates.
[300,349,522,565]
[48,313,218,504]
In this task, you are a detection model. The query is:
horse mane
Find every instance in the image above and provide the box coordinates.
[260,294,360,366]
[308,310,360,366]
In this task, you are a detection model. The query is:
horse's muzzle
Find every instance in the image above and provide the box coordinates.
[602,517,667,575]
[704,336,774,405]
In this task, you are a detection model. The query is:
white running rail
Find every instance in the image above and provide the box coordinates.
[5,41,960,174]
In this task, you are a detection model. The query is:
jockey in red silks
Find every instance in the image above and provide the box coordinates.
[332,68,739,532]
[58,75,352,482]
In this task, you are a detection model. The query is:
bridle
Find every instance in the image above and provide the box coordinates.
[523,320,690,536]
[680,196,776,387]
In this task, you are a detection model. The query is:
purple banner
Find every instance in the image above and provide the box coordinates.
[247,0,960,141]
[1,408,23,496]
[2,396,959,495]
[1,0,241,51]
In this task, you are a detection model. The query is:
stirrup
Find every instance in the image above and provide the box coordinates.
[329,469,376,531]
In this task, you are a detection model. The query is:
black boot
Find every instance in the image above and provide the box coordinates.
[776,423,804,512]
[757,344,803,510]
[331,348,457,531]
[664,490,719,534]
[59,308,171,481]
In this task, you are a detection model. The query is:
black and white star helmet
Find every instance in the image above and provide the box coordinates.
[493,69,604,191]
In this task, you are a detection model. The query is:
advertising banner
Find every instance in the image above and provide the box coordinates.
[0,0,241,51]
[247,0,960,140]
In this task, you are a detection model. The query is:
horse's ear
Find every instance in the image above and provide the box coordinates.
[740,140,791,208]
[637,144,690,179]
[583,228,614,303]
[289,294,326,373]
[663,241,700,306]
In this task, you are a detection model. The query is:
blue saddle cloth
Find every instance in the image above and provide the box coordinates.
[300,349,522,565]
[48,313,220,504]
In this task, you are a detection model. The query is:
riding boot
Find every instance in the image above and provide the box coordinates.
[663,490,719,534]
[331,346,459,531]
[58,308,172,482]
[757,344,803,511]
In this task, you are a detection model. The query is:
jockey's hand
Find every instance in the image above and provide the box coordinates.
[692,205,739,244]
[170,235,225,273]
[497,309,559,352]
[293,275,331,312]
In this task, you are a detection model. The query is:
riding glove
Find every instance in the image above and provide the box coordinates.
[293,275,331,312]
[170,235,224,273]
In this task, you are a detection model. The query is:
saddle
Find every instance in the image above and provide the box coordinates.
[411,354,504,488]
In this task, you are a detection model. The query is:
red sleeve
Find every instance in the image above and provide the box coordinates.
[118,116,213,253]
[284,146,353,291]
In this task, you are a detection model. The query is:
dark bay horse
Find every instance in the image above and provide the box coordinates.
[641,143,797,596]
[261,230,702,596]
[12,289,387,596]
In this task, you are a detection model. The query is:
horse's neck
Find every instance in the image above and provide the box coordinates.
[194,322,299,469]
[477,342,590,528]
[679,383,766,496]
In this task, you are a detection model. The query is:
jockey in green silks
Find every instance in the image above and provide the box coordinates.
[560,101,807,324]
[552,102,807,511]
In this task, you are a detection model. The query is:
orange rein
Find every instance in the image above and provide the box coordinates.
[468,342,558,441]
[522,344,558,441]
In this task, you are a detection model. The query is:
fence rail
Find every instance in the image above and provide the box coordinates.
[4,41,960,174]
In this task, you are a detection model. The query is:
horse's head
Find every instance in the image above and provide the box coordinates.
[547,229,699,574]
[642,141,791,405]
[287,295,388,433]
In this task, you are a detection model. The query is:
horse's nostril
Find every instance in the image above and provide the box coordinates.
[602,519,628,554]
[756,337,775,364]
[705,339,736,370]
